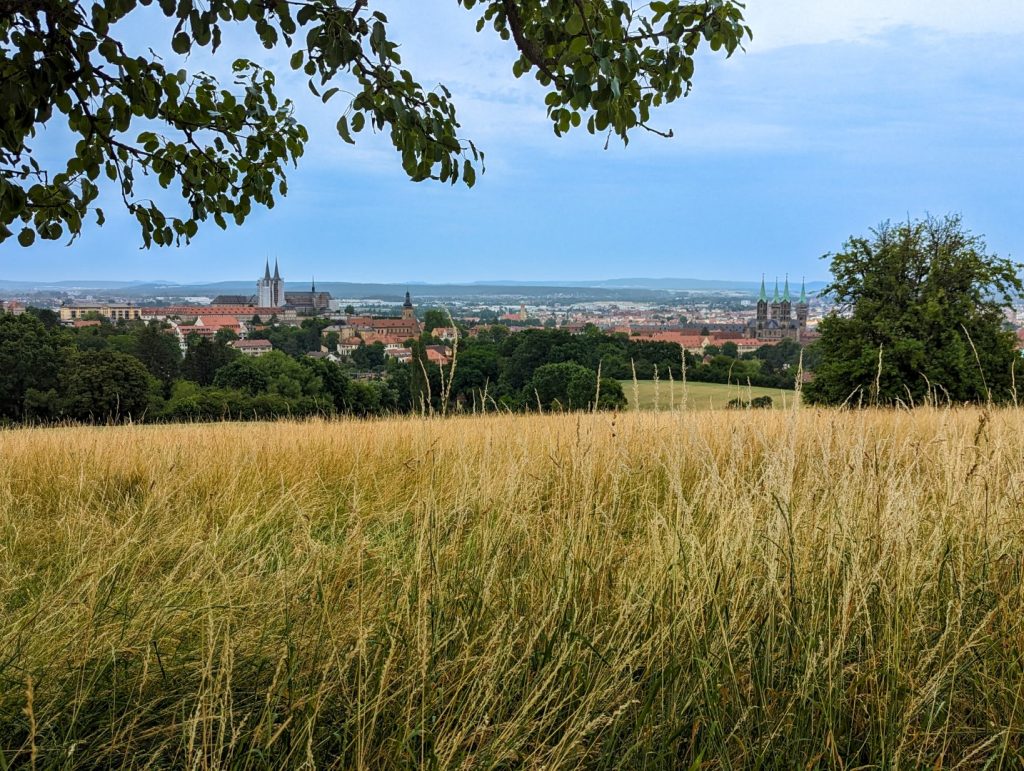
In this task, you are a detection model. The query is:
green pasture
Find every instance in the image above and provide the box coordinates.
[621,380,799,410]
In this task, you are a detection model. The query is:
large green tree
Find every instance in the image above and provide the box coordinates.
[0,313,69,420]
[528,361,625,411]
[133,322,182,390]
[59,349,156,421]
[1,0,749,247]
[804,215,1023,407]
[181,335,238,385]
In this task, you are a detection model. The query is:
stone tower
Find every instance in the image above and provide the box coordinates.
[271,258,285,307]
[795,278,809,336]
[779,275,792,322]
[402,291,415,321]
[256,258,273,307]
[756,275,768,332]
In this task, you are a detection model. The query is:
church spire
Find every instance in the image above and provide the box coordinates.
[759,274,767,302]
[783,274,791,302]
[403,291,413,308]
[799,277,807,304]
[264,258,271,281]
[273,258,281,281]
[311,276,316,293]
[772,278,779,303]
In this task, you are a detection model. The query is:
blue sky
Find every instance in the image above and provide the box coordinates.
[3,1,1023,283]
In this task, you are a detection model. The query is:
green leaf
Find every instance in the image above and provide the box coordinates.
[171,32,191,54]
[18,228,35,247]
[336,115,354,144]
[566,11,584,36]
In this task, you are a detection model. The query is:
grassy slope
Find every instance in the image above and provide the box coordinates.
[622,379,798,410]
[2,409,1023,767]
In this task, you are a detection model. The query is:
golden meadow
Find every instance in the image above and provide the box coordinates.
[2,408,1024,768]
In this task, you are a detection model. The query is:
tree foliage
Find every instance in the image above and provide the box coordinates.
[0,312,805,423]
[529,361,625,411]
[1,0,749,246]
[0,313,69,420]
[59,348,156,421]
[804,215,1023,407]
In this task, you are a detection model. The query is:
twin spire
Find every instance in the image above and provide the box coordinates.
[263,257,282,281]
[262,260,322,295]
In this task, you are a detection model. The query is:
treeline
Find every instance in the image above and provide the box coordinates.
[0,311,405,423]
[331,325,802,413]
[0,311,803,424]
[440,325,803,411]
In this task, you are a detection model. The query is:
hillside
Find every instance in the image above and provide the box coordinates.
[2,409,1023,767]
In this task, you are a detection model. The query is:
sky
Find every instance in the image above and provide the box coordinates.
[2,1,1023,284]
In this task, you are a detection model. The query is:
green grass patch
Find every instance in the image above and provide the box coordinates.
[621,379,798,410]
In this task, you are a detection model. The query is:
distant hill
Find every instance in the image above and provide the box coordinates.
[473,277,829,292]
[0,276,830,301]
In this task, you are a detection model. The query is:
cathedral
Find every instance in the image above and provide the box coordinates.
[209,259,332,311]
[256,258,286,307]
[745,276,809,343]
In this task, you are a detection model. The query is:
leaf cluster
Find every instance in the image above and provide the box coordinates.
[1,0,748,246]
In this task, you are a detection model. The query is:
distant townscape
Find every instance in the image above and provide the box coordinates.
[1,259,840,362]
[2,252,1023,424]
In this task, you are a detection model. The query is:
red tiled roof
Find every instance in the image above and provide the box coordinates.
[231,339,272,349]
[196,315,240,329]
[630,331,708,348]
[146,306,284,317]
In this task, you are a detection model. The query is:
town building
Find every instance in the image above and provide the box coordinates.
[171,315,245,349]
[341,292,423,339]
[745,276,809,343]
[431,326,459,342]
[231,339,274,356]
[143,306,298,324]
[285,277,333,314]
[59,302,142,323]
[332,292,425,356]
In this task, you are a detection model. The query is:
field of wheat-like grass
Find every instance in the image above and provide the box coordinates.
[2,408,1024,768]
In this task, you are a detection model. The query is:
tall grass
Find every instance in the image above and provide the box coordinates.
[1,408,1024,768]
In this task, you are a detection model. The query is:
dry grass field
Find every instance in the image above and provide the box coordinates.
[2,408,1024,768]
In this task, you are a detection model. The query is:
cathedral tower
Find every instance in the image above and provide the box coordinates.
[795,278,809,337]
[780,275,792,322]
[755,275,768,333]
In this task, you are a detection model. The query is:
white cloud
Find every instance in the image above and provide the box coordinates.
[744,0,1024,51]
